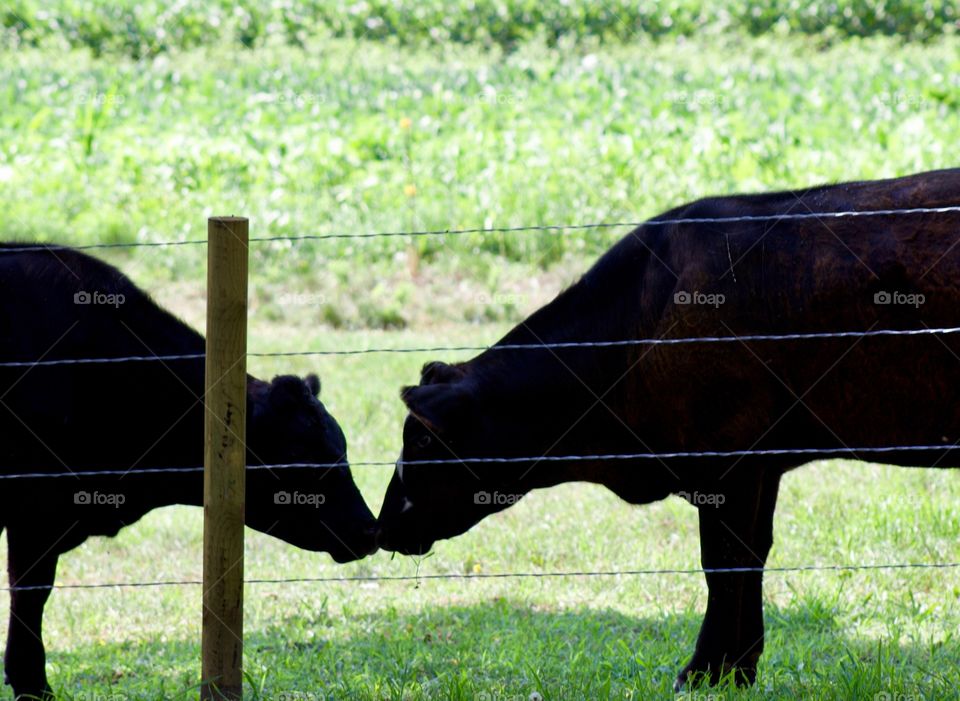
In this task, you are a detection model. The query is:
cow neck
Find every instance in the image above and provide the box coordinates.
[467,278,635,486]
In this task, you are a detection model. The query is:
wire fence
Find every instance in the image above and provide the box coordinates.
[6,561,960,593]
[1,443,959,482]
[2,203,959,254]
[3,203,960,592]
[3,326,960,369]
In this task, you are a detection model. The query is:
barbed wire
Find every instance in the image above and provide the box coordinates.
[0,443,956,481]
[6,560,959,592]
[248,325,960,358]
[0,239,208,254]
[3,325,960,369]
[248,205,960,243]
[0,353,205,368]
[3,204,959,254]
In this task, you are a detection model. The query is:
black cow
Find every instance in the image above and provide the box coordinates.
[377,168,960,688]
[0,245,377,699]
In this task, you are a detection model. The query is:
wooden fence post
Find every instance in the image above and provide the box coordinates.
[202,216,249,700]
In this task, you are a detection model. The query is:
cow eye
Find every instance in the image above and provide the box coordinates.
[417,435,432,448]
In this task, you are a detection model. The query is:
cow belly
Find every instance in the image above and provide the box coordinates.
[637,335,960,461]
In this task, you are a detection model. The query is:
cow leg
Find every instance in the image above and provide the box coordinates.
[675,469,781,689]
[5,527,58,700]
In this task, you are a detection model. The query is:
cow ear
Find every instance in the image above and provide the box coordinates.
[401,382,472,433]
[304,373,321,397]
[268,375,312,411]
[420,361,465,385]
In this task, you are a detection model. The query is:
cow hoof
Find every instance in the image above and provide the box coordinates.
[674,658,757,690]
[11,684,54,701]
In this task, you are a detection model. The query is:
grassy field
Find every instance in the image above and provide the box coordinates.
[1,10,960,701]
[3,34,959,327]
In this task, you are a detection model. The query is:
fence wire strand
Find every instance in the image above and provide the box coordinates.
[1,443,957,481]
[3,204,959,254]
[4,326,960,369]
[0,239,208,254]
[6,561,959,592]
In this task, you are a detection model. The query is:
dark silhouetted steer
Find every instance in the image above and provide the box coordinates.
[0,245,377,699]
[377,168,960,688]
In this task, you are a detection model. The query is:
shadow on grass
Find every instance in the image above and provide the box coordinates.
[43,597,958,700]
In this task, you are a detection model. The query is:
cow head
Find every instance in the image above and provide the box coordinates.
[246,374,377,563]
[376,359,575,555]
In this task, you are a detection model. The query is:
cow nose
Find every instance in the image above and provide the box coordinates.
[374,526,387,550]
[357,521,377,555]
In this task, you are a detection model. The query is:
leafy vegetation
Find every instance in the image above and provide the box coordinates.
[2,0,958,56]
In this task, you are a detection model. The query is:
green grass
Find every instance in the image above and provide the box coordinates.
[2,19,960,701]
[2,35,959,327]
[2,0,957,56]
